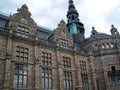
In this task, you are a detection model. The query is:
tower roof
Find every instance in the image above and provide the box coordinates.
[68,0,75,9]
[67,0,78,17]
[66,0,85,44]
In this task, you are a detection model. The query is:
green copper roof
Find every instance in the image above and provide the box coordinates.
[70,23,77,34]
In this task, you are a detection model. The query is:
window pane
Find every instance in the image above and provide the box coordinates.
[19,76,23,82]
[19,70,23,74]
[45,78,48,88]
[49,78,52,88]
[42,68,52,89]
[15,70,19,74]
[117,76,120,84]
[111,76,116,84]
[14,75,18,80]
[24,76,27,82]
[24,65,28,70]
[14,80,18,87]
[49,74,52,78]
[18,82,22,88]
[42,78,45,88]
[64,80,66,89]
[24,58,28,62]
[17,26,29,38]
[42,72,44,77]
[23,82,27,88]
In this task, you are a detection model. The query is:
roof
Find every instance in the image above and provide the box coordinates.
[92,32,111,38]
[0,12,53,40]
[81,32,113,46]
[0,12,9,20]
[86,32,111,41]
[36,25,53,40]
[36,25,53,34]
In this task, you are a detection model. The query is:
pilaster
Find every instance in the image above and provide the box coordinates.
[88,54,95,90]
[74,55,82,90]
[34,43,41,90]
[3,30,12,90]
[56,49,64,90]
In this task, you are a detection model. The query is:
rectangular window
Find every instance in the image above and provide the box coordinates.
[17,25,29,38]
[16,46,28,62]
[42,67,52,89]
[59,39,68,49]
[81,73,89,90]
[64,71,73,90]
[41,52,52,89]
[63,56,71,69]
[110,76,120,85]
[41,52,52,66]
[80,61,87,71]
[13,63,28,88]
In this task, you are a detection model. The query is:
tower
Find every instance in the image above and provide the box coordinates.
[67,0,85,44]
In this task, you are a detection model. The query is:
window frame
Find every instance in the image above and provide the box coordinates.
[13,63,28,88]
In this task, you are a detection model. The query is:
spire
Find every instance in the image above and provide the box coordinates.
[66,0,85,44]
[68,0,75,10]
[67,0,79,22]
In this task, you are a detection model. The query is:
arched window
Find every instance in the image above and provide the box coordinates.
[101,44,105,49]
[106,43,109,49]
[21,17,27,23]
[111,66,116,72]
[110,43,114,48]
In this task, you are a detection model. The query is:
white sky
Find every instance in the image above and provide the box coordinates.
[0,0,120,37]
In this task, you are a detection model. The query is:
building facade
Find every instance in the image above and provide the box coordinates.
[0,0,120,90]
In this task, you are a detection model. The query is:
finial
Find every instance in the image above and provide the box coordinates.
[92,26,95,30]
[9,13,12,18]
[21,4,28,10]
[60,19,65,24]
[69,0,74,4]
[111,24,114,28]
[110,24,119,35]
[91,26,97,36]
[58,19,65,26]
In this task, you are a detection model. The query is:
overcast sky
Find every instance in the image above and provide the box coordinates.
[0,0,120,37]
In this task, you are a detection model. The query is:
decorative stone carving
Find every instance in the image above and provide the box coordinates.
[110,24,119,35]
[91,26,97,37]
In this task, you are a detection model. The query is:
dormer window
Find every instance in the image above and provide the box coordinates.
[17,25,29,38]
